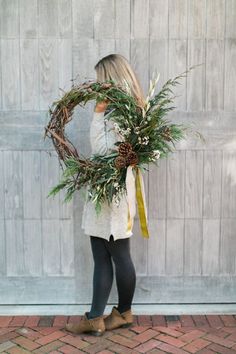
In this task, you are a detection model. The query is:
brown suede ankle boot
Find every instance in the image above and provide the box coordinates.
[104,306,133,330]
[65,312,105,336]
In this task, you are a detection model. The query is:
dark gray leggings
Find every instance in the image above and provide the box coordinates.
[87,234,136,319]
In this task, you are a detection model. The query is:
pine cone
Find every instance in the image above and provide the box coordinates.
[114,156,127,169]
[162,126,172,141]
[118,142,133,156]
[126,151,139,166]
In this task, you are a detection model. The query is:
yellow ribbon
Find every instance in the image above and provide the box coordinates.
[126,165,149,238]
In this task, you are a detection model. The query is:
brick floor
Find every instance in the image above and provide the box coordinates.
[0,315,235,353]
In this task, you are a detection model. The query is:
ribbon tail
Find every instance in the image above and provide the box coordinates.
[135,167,149,238]
[126,165,136,235]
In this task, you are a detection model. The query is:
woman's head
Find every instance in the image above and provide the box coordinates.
[94,54,146,109]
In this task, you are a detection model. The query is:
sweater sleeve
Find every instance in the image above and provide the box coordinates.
[90,111,121,156]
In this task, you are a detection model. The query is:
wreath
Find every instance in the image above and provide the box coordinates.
[43,65,203,238]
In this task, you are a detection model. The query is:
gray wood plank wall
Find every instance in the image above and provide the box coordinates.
[0,0,235,304]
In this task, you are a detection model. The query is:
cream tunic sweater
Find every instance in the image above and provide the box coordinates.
[81,109,134,241]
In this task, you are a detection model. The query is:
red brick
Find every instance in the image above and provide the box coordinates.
[138,315,152,327]
[207,343,236,354]
[130,326,150,334]
[151,315,166,327]
[96,351,114,354]
[156,341,190,354]
[134,339,162,353]
[108,343,139,354]
[203,333,235,348]
[179,315,195,327]
[133,328,160,343]
[206,315,224,328]
[68,316,82,324]
[0,331,19,344]
[179,329,205,342]
[32,340,64,353]
[33,327,59,335]
[7,347,30,354]
[59,344,85,354]
[155,334,186,348]
[9,317,28,327]
[60,334,89,349]
[192,315,210,327]
[35,330,66,345]
[152,326,183,338]
[82,338,111,354]
[53,316,69,327]
[16,327,42,340]
[24,316,40,328]
[109,333,139,349]
[12,335,41,351]
[0,316,13,328]
[181,338,211,353]
[220,315,236,327]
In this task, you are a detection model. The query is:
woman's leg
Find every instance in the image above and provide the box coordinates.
[87,236,114,319]
[106,235,136,313]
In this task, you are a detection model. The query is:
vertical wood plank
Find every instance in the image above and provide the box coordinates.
[94,0,115,39]
[169,0,187,39]
[206,0,225,39]
[58,0,72,38]
[5,220,25,275]
[130,39,149,95]
[167,151,185,218]
[58,39,72,93]
[115,0,130,39]
[1,39,20,110]
[221,150,236,217]
[94,40,116,67]
[166,219,184,274]
[39,38,58,110]
[0,0,19,37]
[0,152,4,219]
[148,159,166,219]
[150,39,169,89]
[42,220,61,275]
[60,220,75,275]
[205,39,224,110]
[184,219,202,275]
[73,39,96,82]
[115,40,130,60]
[4,151,23,219]
[203,150,222,218]
[24,220,42,276]
[187,39,205,111]
[202,219,220,275]
[130,220,148,275]
[168,39,187,110]
[149,0,168,39]
[0,220,6,275]
[20,39,39,110]
[39,0,58,37]
[224,39,236,111]
[19,0,38,38]
[41,151,60,219]
[72,0,93,39]
[185,150,203,218]
[188,0,206,39]
[148,219,166,275]
[220,219,236,274]
[131,0,149,38]
[225,0,236,38]
[23,151,41,219]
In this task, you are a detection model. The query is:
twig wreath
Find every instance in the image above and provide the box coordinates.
[44,64,204,238]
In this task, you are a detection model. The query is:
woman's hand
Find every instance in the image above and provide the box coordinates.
[94,99,109,113]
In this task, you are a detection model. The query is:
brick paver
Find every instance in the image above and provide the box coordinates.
[0,314,235,353]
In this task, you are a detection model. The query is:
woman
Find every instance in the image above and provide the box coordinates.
[65,54,146,336]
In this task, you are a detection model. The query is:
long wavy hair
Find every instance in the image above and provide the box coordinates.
[94,54,146,109]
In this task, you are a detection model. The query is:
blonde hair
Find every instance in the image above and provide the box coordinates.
[94,54,146,109]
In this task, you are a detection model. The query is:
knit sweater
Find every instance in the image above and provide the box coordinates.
[81,109,134,241]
